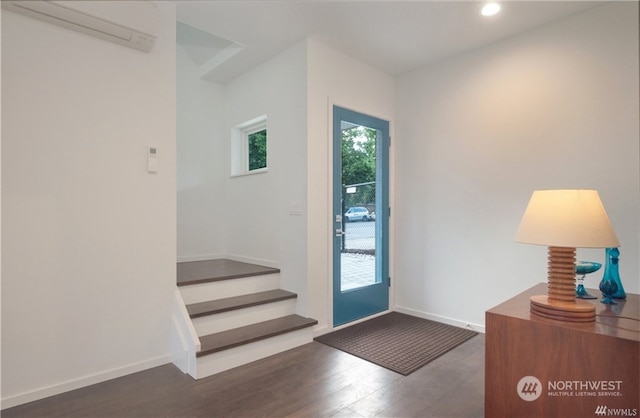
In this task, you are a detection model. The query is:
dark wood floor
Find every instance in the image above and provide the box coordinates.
[2,335,485,418]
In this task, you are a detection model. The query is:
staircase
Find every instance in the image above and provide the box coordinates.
[171,259,317,379]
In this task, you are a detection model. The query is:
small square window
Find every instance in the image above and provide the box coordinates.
[231,115,268,177]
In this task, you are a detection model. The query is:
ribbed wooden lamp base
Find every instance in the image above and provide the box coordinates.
[530,246,596,322]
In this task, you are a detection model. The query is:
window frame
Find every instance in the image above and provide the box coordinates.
[231,115,268,177]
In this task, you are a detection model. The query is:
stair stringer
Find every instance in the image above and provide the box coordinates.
[171,288,200,376]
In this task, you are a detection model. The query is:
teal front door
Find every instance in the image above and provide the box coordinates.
[333,106,390,326]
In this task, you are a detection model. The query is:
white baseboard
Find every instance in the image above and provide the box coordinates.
[176,253,279,269]
[312,324,332,337]
[1,355,172,410]
[177,253,225,263]
[312,308,483,337]
[312,309,393,337]
[225,253,279,269]
[393,306,485,333]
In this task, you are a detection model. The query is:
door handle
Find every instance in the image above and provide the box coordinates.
[335,214,343,236]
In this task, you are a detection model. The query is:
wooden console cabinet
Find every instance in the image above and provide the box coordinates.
[485,283,639,418]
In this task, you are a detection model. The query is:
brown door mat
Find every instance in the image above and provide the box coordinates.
[315,311,477,375]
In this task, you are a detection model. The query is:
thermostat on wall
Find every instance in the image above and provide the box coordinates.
[147,146,158,173]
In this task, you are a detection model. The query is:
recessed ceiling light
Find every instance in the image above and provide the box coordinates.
[481,3,501,17]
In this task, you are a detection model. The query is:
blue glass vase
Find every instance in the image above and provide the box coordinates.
[599,277,618,305]
[599,247,625,304]
[575,261,601,299]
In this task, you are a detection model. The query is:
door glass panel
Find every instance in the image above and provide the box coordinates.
[340,122,379,291]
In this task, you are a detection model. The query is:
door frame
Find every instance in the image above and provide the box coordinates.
[332,105,390,327]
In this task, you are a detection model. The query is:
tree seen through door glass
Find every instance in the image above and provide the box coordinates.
[342,126,375,186]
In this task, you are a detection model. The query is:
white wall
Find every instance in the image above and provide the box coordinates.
[0,7,3,409]
[395,2,639,329]
[306,38,396,331]
[177,45,226,261]
[1,2,177,407]
[222,40,308,302]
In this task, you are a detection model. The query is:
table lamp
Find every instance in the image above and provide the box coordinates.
[515,190,620,322]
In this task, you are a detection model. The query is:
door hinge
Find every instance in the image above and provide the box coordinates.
[388,276,391,287]
[388,136,391,147]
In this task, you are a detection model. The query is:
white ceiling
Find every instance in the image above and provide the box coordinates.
[176,1,606,84]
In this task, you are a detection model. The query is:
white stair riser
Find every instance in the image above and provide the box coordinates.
[192,299,297,336]
[179,273,280,304]
[193,328,314,379]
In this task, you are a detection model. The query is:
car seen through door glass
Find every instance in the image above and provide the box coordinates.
[344,206,373,222]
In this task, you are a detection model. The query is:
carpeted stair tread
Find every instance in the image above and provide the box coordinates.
[187,289,297,318]
[177,259,280,286]
[197,314,318,357]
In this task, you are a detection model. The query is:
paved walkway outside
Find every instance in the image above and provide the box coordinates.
[341,253,376,291]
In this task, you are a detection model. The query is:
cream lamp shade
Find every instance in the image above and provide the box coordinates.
[515,189,619,322]
[515,189,620,248]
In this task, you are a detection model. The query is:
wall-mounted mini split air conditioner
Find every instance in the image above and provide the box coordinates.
[2,1,157,52]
